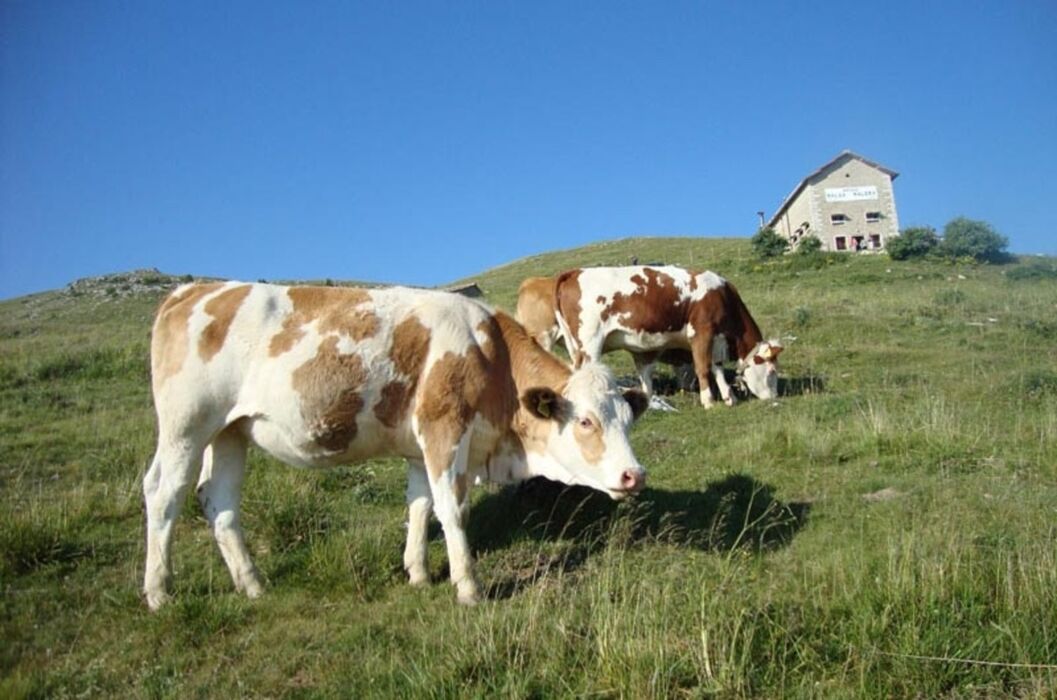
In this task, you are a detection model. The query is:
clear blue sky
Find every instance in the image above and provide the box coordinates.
[2,1,1055,299]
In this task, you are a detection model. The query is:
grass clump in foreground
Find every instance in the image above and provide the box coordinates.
[2,239,1057,697]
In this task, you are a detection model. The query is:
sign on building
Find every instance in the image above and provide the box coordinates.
[824,185,878,202]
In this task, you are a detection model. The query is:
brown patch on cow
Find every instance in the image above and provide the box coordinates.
[269,287,377,357]
[554,269,583,358]
[292,335,368,452]
[372,315,429,431]
[374,380,411,428]
[371,315,432,428]
[416,316,518,479]
[599,268,689,332]
[151,282,225,386]
[389,315,431,377]
[596,295,606,305]
[416,351,476,478]
[573,411,605,464]
[198,284,252,361]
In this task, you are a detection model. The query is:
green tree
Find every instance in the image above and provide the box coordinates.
[886,226,938,261]
[939,217,1008,262]
[751,226,789,258]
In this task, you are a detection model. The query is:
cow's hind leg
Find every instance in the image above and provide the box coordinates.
[690,331,717,409]
[196,423,263,599]
[143,437,204,610]
[403,461,432,586]
[421,429,480,605]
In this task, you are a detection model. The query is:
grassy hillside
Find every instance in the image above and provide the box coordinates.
[2,239,1057,698]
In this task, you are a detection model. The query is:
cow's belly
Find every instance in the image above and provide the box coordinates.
[604,329,689,353]
[241,410,422,469]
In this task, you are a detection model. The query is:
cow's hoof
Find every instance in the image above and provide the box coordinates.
[457,591,481,606]
[240,575,264,599]
[406,566,430,586]
[724,397,736,407]
[456,580,482,605]
[145,589,171,611]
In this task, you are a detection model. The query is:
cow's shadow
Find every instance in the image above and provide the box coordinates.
[465,474,811,599]
[779,374,827,397]
[644,367,827,399]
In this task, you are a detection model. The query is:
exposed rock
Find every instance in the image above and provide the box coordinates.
[862,487,903,503]
[65,269,198,299]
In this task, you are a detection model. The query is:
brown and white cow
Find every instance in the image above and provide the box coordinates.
[552,266,783,408]
[144,282,648,608]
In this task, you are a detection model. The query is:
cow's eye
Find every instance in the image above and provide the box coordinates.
[578,417,593,430]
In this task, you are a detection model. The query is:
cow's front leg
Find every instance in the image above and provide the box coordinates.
[421,428,480,605]
[632,352,658,397]
[403,461,432,586]
[712,365,737,407]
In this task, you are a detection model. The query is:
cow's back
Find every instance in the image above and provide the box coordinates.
[556,266,714,356]
[150,282,508,466]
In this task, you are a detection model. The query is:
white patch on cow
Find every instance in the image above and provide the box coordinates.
[691,271,726,301]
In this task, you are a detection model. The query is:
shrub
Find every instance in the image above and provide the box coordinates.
[795,235,823,255]
[938,217,1008,262]
[886,226,938,261]
[1007,261,1057,281]
[751,227,789,258]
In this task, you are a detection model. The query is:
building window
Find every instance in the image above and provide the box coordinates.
[866,211,882,223]
[835,236,847,251]
[870,234,881,248]
[831,213,850,225]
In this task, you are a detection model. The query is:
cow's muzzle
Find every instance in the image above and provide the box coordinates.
[620,469,646,494]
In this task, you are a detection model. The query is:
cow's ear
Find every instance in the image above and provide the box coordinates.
[758,342,783,362]
[521,387,560,420]
[622,388,649,421]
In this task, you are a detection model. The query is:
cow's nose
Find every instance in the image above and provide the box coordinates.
[621,469,645,493]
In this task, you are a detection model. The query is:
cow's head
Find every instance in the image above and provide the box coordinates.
[739,341,783,400]
[518,363,648,499]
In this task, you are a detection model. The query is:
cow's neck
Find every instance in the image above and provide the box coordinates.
[493,312,570,395]
[486,312,572,484]
[729,294,765,361]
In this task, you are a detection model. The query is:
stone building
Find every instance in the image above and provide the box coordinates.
[767,150,900,252]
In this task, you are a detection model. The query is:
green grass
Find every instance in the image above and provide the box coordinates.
[2,239,1057,697]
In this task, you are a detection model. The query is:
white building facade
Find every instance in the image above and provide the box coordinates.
[767,151,900,252]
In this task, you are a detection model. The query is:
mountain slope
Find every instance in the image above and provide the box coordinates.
[2,238,1057,697]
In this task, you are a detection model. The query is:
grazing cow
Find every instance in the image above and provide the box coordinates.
[515,275,561,351]
[144,282,648,608]
[553,266,782,408]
